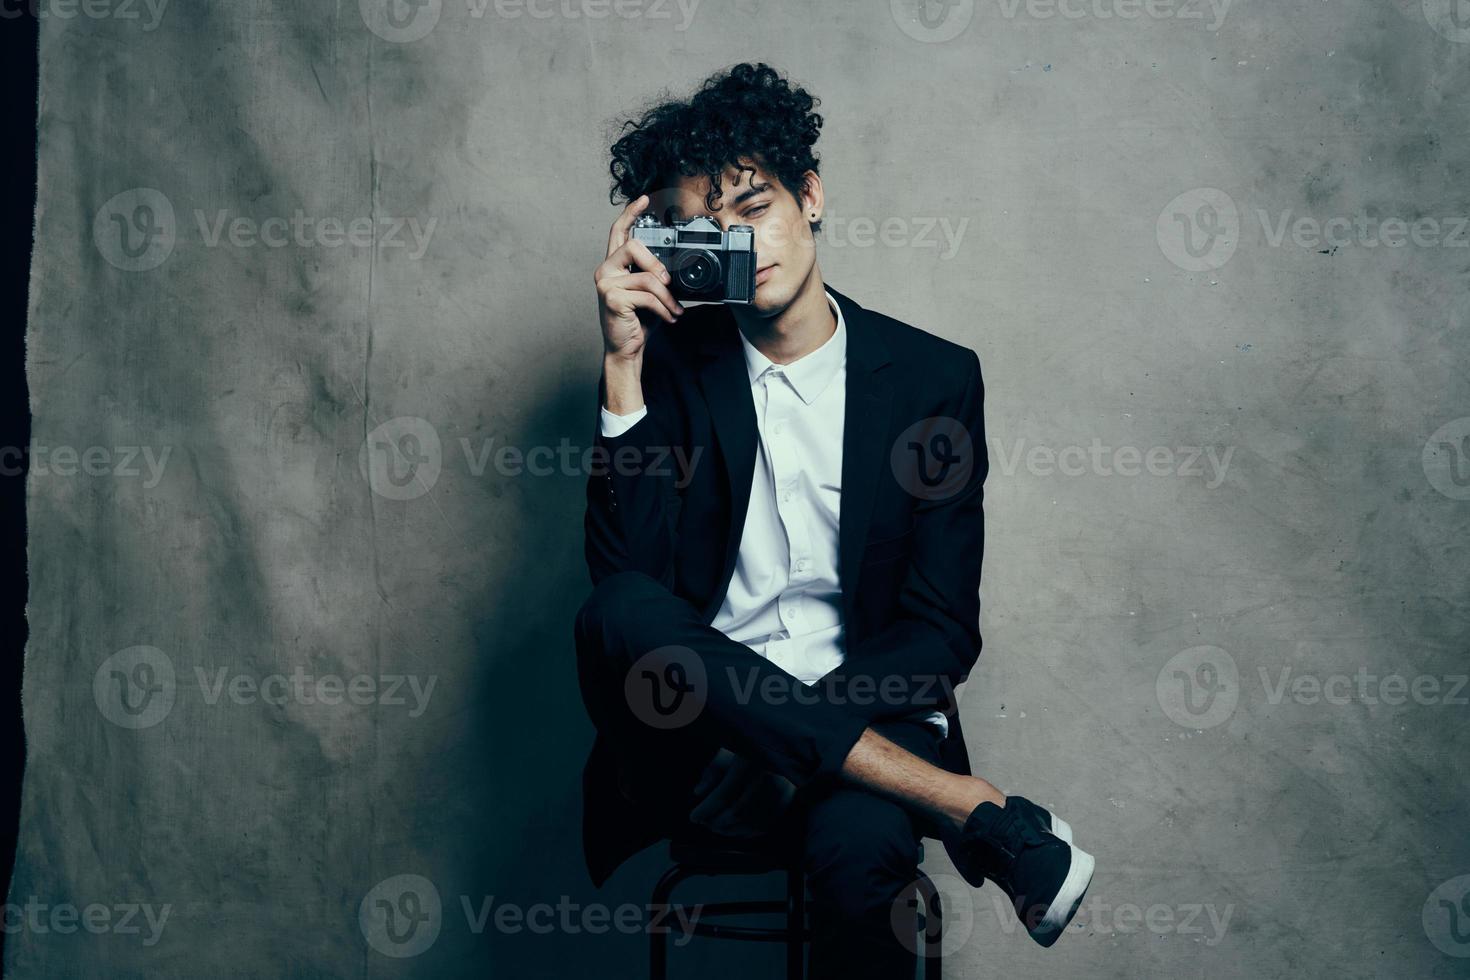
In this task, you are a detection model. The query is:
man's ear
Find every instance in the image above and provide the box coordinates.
[799,170,824,231]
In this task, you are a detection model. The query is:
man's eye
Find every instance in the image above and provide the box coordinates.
[745,204,769,218]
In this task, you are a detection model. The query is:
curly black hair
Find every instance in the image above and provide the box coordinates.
[608,63,823,227]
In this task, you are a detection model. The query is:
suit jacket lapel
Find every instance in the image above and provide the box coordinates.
[697,311,758,621]
[832,288,894,625]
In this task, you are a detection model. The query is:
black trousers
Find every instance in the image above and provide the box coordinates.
[575,571,946,980]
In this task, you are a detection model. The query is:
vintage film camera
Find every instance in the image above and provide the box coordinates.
[630,214,757,304]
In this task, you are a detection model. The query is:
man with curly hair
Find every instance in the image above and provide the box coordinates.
[576,63,1093,975]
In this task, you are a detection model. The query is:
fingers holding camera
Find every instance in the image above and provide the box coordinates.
[600,238,674,291]
[597,234,684,361]
[605,270,682,318]
[605,281,681,328]
[598,197,685,413]
[606,193,650,257]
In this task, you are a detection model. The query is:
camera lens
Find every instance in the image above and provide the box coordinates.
[673,249,721,294]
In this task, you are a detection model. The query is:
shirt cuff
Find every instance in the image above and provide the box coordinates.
[599,405,648,439]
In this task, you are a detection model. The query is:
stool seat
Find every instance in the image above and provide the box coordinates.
[667,828,797,873]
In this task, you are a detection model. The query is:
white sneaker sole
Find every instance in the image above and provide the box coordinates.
[1045,810,1073,845]
[1031,844,1095,946]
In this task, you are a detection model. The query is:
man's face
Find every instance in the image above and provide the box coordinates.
[647,161,820,317]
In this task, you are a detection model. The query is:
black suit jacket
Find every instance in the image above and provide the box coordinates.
[580,285,988,885]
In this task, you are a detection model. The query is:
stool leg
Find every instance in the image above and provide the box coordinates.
[650,864,692,980]
[915,872,943,979]
[785,866,806,980]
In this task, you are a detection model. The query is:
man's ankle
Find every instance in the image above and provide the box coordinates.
[938,776,1005,833]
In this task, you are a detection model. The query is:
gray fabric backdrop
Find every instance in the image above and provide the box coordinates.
[12,0,1470,976]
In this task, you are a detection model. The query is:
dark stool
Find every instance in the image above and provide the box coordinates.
[647,833,943,979]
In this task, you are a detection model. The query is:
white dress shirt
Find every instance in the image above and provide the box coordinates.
[600,292,946,735]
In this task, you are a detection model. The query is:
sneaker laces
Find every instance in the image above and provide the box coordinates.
[957,799,1050,886]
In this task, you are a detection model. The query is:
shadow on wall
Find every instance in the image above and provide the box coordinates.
[457,370,794,978]
[459,373,643,976]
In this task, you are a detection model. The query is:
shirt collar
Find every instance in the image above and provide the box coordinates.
[738,291,847,405]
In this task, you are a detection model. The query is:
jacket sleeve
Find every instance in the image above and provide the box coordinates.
[582,341,685,589]
[819,351,988,721]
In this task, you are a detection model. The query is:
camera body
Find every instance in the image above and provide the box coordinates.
[630,215,757,304]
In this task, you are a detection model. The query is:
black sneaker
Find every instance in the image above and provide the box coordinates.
[1007,794,1074,845]
[938,795,1073,888]
[951,797,1094,947]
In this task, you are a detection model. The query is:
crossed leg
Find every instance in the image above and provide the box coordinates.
[575,570,1015,975]
[575,570,1004,832]
[797,718,946,979]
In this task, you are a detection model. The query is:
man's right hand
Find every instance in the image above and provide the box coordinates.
[688,747,797,839]
[596,194,685,364]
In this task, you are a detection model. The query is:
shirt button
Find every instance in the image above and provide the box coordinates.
[772,421,785,435]
[794,559,809,572]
